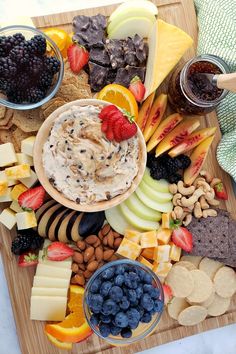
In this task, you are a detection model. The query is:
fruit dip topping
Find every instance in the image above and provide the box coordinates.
[43,105,139,204]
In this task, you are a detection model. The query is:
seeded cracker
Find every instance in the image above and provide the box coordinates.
[57,83,92,102]
[214,266,236,298]
[178,306,207,326]
[40,98,66,120]
[199,257,223,280]
[167,297,189,320]
[174,261,197,271]
[12,108,44,132]
[166,266,194,298]
[186,270,213,303]
[207,294,231,316]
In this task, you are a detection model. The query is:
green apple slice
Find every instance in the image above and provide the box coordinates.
[136,187,173,212]
[105,205,141,235]
[120,203,160,231]
[143,168,170,193]
[125,193,161,222]
[108,17,154,40]
[139,180,173,203]
[109,0,158,22]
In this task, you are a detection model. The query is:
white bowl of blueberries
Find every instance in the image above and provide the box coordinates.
[83,259,164,344]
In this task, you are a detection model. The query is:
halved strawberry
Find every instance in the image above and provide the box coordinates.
[67,43,89,74]
[113,117,125,142]
[120,120,137,140]
[101,120,109,133]
[18,186,46,211]
[129,76,146,102]
[18,252,38,267]
[105,125,114,141]
[163,284,173,305]
[99,105,119,120]
[171,226,193,253]
[45,242,74,261]
[214,182,228,200]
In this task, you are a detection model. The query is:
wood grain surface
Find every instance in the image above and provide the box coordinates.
[0,1,235,354]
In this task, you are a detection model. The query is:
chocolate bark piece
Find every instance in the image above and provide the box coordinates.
[89,47,110,67]
[123,38,138,66]
[105,39,125,69]
[115,66,146,87]
[88,62,109,91]
[105,69,117,85]
[133,34,149,64]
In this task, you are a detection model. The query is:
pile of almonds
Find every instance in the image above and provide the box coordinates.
[71,224,123,286]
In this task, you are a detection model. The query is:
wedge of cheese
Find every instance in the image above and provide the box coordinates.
[30,296,67,321]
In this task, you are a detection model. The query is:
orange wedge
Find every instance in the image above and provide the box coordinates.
[97,84,139,120]
[45,332,72,350]
[68,285,84,313]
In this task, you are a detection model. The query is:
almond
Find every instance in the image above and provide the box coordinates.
[73,252,83,264]
[109,254,119,261]
[71,263,79,273]
[86,235,98,245]
[107,230,114,248]
[103,249,114,261]
[77,240,86,251]
[79,263,86,271]
[84,246,94,262]
[103,235,108,246]
[90,254,96,262]
[114,237,123,249]
[93,238,101,247]
[101,224,111,236]
[97,261,105,269]
[113,231,121,239]
[95,247,103,262]
[74,273,85,286]
[87,260,99,272]
[84,270,93,279]
[71,275,77,284]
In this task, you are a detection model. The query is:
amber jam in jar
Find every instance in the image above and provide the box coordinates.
[168,54,230,115]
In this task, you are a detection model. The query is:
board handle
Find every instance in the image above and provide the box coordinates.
[216,73,236,93]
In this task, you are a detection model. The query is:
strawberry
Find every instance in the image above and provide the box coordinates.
[163,284,173,305]
[113,117,125,142]
[105,125,114,141]
[45,242,74,261]
[99,105,119,120]
[18,252,38,267]
[67,43,89,74]
[18,186,46,211]
[120,120,137,140]
[101,120,109,133]
[128,76,146,102]
[214,182,228,200]
[171,226,193,252]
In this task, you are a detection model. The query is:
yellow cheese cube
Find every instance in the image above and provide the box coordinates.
[16,153,33,166]
[154,245,171,263]
[140,231,158,249]
[0,180,8,196]
[153,262,173,278]
[0,187,12,202]
[169,242,182,262]
[138,256,153,270]
[0,170,18,187]
[0,208,16,229]
[141,247,154,260]
[16,211,37,230]
[0,143,17,167]
[19,169,38,188]
[124,229,141,244]
[116,238,142,260]
[162,212,172,229]
[10,200,23,213]
[5,164,31,180]
[21,136,36,156]
[11,183,28,201]
[156,228,172,245]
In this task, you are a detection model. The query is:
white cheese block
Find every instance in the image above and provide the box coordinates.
[16,211,37,230]
[0,208,16,229]
[36,264,72,279]
[0,187,12,202]
[0,171,18,187]
[21,136,36,157]
[0,143,17,167]
[30,296,67,321]
[0,180,8,196]
[33,276,70,288]
[5,164,31,180]
[31,287,68,297]
[10,200,23,213]
[16,153,34,166]
[38,250,72,269]
[19,169,38,188]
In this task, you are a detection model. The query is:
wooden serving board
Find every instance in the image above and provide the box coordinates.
[0,1,236,354]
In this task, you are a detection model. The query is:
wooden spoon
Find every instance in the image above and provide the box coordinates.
[204,73,236,93]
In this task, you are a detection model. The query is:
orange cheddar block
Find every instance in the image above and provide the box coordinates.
[153,262,172,277]
[138,256,154,270]
[162,213,172,229]
[116,238,142,260]
[124,229,141,244]
[5,164,31,180]
[10,183,27,201]
[156,228,172,245]
[140,231,158,249]
[154,245,170,263]
[169,243,182,262]
[141,247,155,260]
[0,181,8,196]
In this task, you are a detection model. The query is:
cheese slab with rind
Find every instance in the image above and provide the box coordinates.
[38,250,72,269]
[30,295,67,321]
[33,276,70,288]
[31,287,68,297]
[36,264,72,279]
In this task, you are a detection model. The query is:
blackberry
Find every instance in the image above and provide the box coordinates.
[44,56,60,74]
[150,165,167,180]
[146,153,156,168]
[168,173,182,184]
[0,78,12,92]
[29,35,46,55]
[0,36,15,56]
[11,234,32,255]
[0,57,17,77]
[38,71,53,89]
[28,55,43,75]
[25,87,45,103]
[165,157,179,174]
[9,44,30,65]
[30,235,44,250]
[12,33,25,46]
[17,72,32,88]
[175,154,191,169]
[7,89,25,103]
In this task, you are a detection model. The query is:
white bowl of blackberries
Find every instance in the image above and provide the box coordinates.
[0,25,64,110]
[147,153,191,184]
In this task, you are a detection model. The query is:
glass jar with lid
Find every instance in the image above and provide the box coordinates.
[168,54,230,115]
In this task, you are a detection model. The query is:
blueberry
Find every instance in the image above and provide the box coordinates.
[119,296,130,310]
[110,325,122,336]
[90,314,99,327]
[153,299,164,313]
[102,267,115,280]
[137,268,146,281]
[100,281,113,296]
[135,285,143,299]
[127,289,137,303]
[99,323,111,337]
[100,314,112,324]
[121,327,132,338]
[90,278,102,293]
[136,305,145,318]
[114,274,124,286]
[141,293,154,311]
[143,284,153,293]
[88,294,103,313]
[150,287,160,299]
[115,264,127,275]
[128,271,140,283]
[143,273,153,284]
[102,299,117,315]
[114,312,129,328]
[124,272,132,288]
[127,308,140,329]
[109,286,123,302]
[124,272,138,289]
[141,312,152,323]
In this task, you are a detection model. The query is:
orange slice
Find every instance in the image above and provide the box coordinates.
[97,84,139,120]
[45,332,72,350]
[68,285,84,313]
[44,28,70,58]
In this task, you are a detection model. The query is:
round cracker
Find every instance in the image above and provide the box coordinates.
[178,305,207,326]
[165,266,194,298]
[199,257,223,280]
[214,266,236,298]
[167,297,189,320]
[174,261,196,271]
[207,293,231,316]
[187,270,213,303]
[188,290,215,308]
[180,256,203,268]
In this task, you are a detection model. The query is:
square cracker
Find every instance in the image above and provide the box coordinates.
[12,108,44,132]
[40,97,66,120]
[12,128,33,152]
[0,108,13,126]
[0,126,20,152]
[57,83,92,102]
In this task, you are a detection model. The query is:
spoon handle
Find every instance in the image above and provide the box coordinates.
[216,73,236,93]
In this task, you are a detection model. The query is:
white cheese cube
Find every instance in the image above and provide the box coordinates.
[30,296,67,321]
[36,264,72,279]
[0,171,18,187]
[33,276,70,288]
[0,187,12,202]
[10,200,23,213]
[0,143,17,167]
[0,180,8,196]
[21,136,36,157]
[0,208,16,229]
[16,211,37,230]
[153,262,173,277]
[16,153,33,166]
[19,169,38,188]
[31,287,68,297]
[154,245,171,263]
[5,164,31,180]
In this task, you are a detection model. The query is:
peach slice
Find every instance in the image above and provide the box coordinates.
[168,127,217,157]
[184,135,215,185]
[146,113,183,152]
[155,118,200,157]
[136,92,155,131]
[143,93,168,142]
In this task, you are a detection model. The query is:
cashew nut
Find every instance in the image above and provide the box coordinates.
[193,187,205,199]
[193,201,203,218]
[207,198,220,206]
[179,211,188,221]
[173,193,182,206]
[210,177,221,188]
[171,210,177,220]
[199,195,209,210]
[200,170,213,183]
[202,209,217,218]
[205,188,215,200]
[181,195,198,207]
[174,206,183,219]
[183,214,192,226]
[193,177,205,187]
[197,180,211,192]
[183,206,194,212]
[169,183,178,194]
[177,181,195,195]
